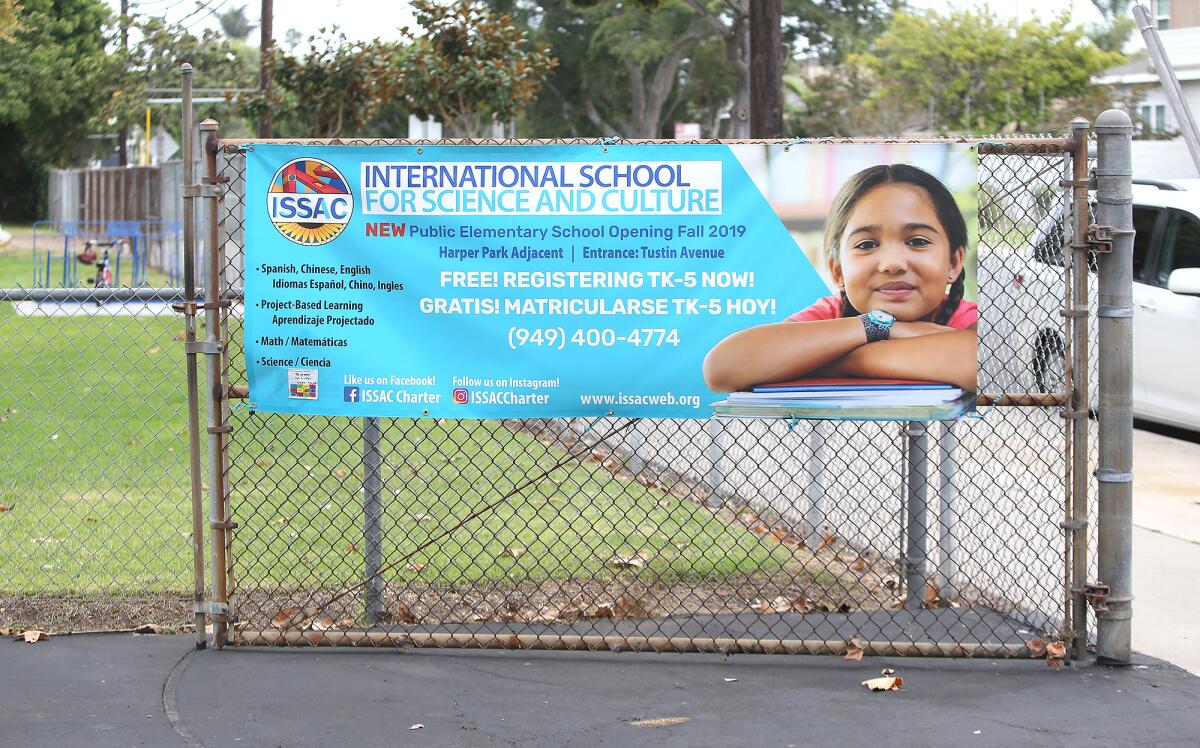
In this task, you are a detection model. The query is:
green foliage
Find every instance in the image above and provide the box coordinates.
[398,0,556,137]
[216,4,257,42]
[243,30,399,138]
[102,16,258,142]
[845,9,1126,135]
[0,0,111,220]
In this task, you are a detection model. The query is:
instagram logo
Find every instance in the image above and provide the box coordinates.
[452,388,469,404]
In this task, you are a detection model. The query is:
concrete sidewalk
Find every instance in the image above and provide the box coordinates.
[5,634,1200,748]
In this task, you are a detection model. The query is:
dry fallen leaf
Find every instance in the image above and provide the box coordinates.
[749,598,772,615]
[310,617,335,631]
[22,630,49,643]
[411,514,431,523]
[585,602,615,619]
[821,531,837,547]
[335,469,348,478]
[608,550,651,569]
[849,557,869,573]
[406,562,427,573]
[1045,641,1067,669]
[502,547,527,559]
[613,593,653,619]
[394,605,418,625]
[749,523,771,534]
[344,544,359,553]
[844,635,867,661]
[147,346,160,354]
[271,607,303,629]
[0,503,11,512]
[133,624,160,634]
[1027,639,1047,658]
[630,717,690,728]
[923,583,942,609]
[174,330,186,341]
[862,675,903,692]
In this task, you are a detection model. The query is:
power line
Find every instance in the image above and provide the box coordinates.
[175,0,233,32]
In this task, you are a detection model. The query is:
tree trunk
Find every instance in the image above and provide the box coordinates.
[749,0,783,138]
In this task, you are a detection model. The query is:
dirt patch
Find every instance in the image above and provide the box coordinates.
[0,591,193,633]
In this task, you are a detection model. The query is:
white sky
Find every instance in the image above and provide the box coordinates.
[116,0,1109,47]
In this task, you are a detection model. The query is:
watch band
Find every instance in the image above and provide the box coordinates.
[860,313,891,343]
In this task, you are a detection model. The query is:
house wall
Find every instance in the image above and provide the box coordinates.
[1170,0,1200,29]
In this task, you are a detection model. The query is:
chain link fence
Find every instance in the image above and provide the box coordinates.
[0,131,1110,661]
[204,135,1093,658]
[0,285,197,632]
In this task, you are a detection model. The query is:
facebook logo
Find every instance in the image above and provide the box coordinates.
[343,386,360,403]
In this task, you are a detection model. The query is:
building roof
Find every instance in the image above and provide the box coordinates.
[1096,27,1200,85]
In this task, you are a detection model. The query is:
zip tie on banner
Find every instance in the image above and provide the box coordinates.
[783,138,810,151]
[230,400,256,413]
[786,416,800,433]
[238,144,254,152]
[581,414,609,434]
[970,141,1006,152]
[966,402,994,420]
[598,136,622,146]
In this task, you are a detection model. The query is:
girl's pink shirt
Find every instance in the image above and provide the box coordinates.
[787,295,978,329]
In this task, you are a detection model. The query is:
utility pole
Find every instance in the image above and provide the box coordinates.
[119,0,129,165]
[748,0,783,138]
[259,0,274,138]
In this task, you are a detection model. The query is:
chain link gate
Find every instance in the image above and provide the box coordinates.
[181,103,1133,661]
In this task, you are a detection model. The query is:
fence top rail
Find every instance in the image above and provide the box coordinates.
[218,136,1075,154]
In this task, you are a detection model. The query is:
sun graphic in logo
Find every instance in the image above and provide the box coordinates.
[266,158,353,246]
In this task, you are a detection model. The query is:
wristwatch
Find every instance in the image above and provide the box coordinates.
[860,309,895,343]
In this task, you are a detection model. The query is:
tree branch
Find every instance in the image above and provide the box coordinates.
[584,97,621,136]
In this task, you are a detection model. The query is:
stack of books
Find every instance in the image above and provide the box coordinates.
[710,378,975,421]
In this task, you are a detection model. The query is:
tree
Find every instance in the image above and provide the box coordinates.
[851,9,1125,134]
[1087,0,1135,54]
[216,4,257,42]
[673,0,896,137]
[0,0,111,219]
[247,30,399,138]
[398,0,556,138]
[577,0,709,137]
[101,16,258,145]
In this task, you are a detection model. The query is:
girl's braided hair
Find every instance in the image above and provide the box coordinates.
[824,164,968,326]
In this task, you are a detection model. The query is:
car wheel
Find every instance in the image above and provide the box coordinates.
[1032,328,1066,393]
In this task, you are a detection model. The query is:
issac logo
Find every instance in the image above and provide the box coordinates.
[267,158,353,246]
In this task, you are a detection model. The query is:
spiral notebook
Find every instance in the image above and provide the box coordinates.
[710,377,974,421]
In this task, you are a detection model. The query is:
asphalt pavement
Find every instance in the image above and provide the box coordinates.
[1131,423,1200,675]
[4,632,1200,748]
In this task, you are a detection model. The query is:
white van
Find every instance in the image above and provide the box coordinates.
[981,179,1200,431]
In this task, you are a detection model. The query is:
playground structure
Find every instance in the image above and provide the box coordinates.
[43,158,206,289]
[30,220,191,288]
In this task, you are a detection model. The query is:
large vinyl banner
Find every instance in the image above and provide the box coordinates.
[244,143,978,419]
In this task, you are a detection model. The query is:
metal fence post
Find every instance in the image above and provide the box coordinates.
[704,418,726,504]
[180,63,208,650]
[1094,109,1135,666]
[803,421,827,548]
[936,421,960,599]
[1068,117,1092,661]
[903,420,930,610]
[362,417,385,624]
[201,118,231,647]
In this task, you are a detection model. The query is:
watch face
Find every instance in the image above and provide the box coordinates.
[869,310,895,326]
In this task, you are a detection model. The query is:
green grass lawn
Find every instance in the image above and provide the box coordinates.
[0,255,796,603]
